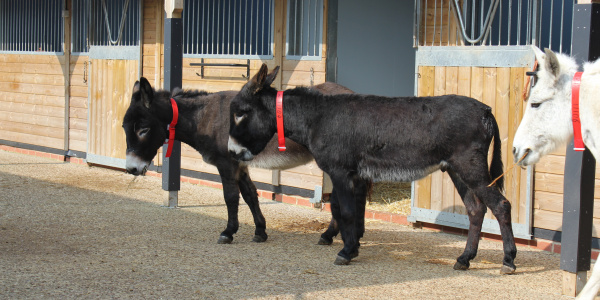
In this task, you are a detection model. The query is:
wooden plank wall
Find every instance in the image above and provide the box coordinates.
[534,150,600,237]
[69,55,89,152]
[0,54,66,150]
[0,0,326,193]
[414,65,529,225]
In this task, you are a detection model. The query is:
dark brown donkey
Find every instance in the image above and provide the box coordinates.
[229,64,516,273]
[122,70,352,244]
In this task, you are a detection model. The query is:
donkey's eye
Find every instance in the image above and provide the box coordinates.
[531,102,542,108]
[234,113,246,125]
[137,128,150,137]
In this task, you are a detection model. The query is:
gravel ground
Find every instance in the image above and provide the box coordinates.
[0,150,574,299]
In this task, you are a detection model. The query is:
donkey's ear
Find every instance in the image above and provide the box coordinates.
[248,63,270,94]
[138,77,155,109]
[531,45,545,61]
[543,48,560,79]
[132,80,141,95]
[264,66,280,88]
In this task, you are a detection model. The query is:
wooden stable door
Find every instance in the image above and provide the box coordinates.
[87,46,139,168]
[409,47,534,239]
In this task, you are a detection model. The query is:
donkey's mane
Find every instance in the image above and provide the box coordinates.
[584,57,600,75]
[172,89,211,98]
[285,86,323,98]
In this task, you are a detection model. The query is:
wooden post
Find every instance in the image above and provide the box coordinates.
[561,2,600,296]
[63,0,71,154]
[162,0,184,208]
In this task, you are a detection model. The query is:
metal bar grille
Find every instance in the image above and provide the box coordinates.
[0,0,63,53]
[286,0,323,59]
[72,0,140,53]
[416,0,573,54]
[183,0,274,58]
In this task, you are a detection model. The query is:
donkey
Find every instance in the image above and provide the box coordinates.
[513,46,600,300]
[228,64,517,273]
[123,74,353,245]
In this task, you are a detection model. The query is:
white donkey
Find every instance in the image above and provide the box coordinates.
[513,46,600,299]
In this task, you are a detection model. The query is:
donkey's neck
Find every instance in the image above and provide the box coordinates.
[171,97,206,147]
[263,88,323,148]
[154,91,205,147]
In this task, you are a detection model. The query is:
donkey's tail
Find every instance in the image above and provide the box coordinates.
[488,110,505,192]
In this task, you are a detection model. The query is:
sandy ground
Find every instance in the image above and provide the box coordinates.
[0,150,575,299]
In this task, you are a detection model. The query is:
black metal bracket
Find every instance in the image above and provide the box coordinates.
[191,59,250,79]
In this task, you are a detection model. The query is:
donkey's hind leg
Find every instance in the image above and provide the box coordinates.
[475,186,517,274]
[451,162,517,274]
[238,165,268,242]
[448,169,486,271]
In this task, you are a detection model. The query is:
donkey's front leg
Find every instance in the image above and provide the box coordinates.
[237,166,268,242]
[217,166,241,244]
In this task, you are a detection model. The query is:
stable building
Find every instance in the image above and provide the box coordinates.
[1,1,599,288]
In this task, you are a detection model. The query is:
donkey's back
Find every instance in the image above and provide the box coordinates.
[307,93,498,183]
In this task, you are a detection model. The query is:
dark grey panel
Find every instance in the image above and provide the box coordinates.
[336,0,415,97]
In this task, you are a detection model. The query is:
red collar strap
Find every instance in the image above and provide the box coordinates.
[572,72,585,151]
[276,91,286,151]
[165,98,179,158]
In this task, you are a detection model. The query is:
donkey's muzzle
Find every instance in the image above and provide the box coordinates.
[125,153,150,176]
[229,149,255,162]
[512,147,531,166]
[126,166,147,176]
[228,136,255,161]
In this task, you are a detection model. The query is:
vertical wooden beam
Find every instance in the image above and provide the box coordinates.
[162,0,184,208]
[63,0,71,153]
[561,2,600,296]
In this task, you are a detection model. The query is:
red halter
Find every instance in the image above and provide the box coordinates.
[165,98,179,158]
[572,72,584,151]
[276,91,286,151]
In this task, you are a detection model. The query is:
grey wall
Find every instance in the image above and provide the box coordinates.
[336,0,415,97]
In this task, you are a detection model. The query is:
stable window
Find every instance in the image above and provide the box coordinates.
[416,0,573,53]
[286,0,323,60]
[182,0,274,59]
[71,0,141,53]
[0,0,64,53]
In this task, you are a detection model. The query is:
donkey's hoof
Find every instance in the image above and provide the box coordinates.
[453,261,469,270]
[334,255,351,265]
[318,237,333,245]
[217,235,233,244]
[500,265,516,275]
[252,235,268,243]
